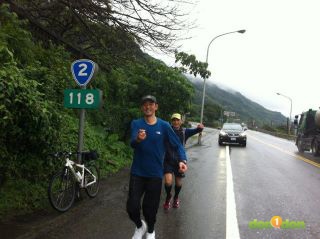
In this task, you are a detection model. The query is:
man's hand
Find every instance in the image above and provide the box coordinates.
[178,161,188,173]
[197,123,204,130]
[136,129,146,142]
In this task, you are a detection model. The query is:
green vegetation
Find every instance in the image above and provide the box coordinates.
[0,5,194,218]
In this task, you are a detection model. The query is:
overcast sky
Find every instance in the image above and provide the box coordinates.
[149,0,320,119]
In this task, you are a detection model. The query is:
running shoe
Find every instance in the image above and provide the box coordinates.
[163,197,171,210]
[132,219,147,239]
[173,198,180,208]
[146,231,156,239]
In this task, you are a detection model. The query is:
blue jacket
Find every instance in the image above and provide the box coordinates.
[130,118,187,178]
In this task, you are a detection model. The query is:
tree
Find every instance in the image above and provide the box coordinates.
[174,51,211,79]
[3,0,194,54]
[174,51,214,123]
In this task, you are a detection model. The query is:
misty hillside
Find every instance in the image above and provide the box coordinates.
[188,77,287,127]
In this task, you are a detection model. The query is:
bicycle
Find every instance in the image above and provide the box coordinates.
[48,151,100,212]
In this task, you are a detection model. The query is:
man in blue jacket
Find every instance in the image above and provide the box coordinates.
[127,95,187,239]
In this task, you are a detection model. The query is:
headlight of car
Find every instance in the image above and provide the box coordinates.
[239,132,246,137]
[219,130,227,136]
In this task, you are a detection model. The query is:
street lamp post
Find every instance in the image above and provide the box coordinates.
[198,29,246,144]
[276,92,292,135]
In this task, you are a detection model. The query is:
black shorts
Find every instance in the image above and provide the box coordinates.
[163,161,185,178]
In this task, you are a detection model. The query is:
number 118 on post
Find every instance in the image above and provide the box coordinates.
[64,89,101,109]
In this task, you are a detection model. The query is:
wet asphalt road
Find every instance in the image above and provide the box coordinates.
[235,130,320,239]
[2,128,320,239]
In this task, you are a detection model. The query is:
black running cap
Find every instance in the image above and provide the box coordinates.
[141,95,157,104]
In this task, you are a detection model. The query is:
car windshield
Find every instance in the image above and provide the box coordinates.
[222,124,243,130]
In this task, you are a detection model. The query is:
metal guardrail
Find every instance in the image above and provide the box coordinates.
[253,128,296,141]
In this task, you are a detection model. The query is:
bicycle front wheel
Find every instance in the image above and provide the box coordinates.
[85,164,100,198]
[48,168,76,212]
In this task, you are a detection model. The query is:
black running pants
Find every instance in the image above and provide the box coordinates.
[126,175,162,232]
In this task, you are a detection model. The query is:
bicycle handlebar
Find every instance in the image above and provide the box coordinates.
[48,151,78,158]
[48,151,98,160]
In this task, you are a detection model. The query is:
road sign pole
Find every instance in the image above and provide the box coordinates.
[77,85,86,163]
[69,59,99,163]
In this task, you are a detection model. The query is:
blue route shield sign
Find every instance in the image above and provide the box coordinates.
[71,59,96,87]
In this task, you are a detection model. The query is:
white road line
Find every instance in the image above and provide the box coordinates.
[226,145,240,239]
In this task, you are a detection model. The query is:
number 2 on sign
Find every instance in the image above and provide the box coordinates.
[69,92,94,105]
[78,63,88,76]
